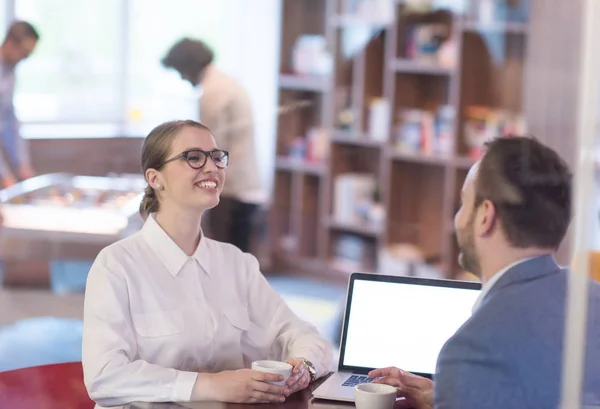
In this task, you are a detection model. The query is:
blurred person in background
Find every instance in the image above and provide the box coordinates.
[82,120,332,407]
[161,38,263,254]
[0,21,38,188]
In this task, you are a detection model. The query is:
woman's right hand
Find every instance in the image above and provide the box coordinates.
[193,369,287,403]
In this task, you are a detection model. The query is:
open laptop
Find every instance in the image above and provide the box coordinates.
[312,272,481,402]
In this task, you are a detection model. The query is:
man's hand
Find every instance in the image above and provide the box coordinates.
[368,367,434,409]
[17,164,35,180]
[1,172,16,188]
[284,357,311,396]
[193,369,287,403]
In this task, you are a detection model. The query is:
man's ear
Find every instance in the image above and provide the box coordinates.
[476,199,497,237]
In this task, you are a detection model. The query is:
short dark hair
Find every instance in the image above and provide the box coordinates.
[475,136,572,250]
[5,20,39,43]
[161,38,213,77]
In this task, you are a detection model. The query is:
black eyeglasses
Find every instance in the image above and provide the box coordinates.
[158,149,229,170]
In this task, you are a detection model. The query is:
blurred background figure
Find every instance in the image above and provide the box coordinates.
[162,38,264,254]
[0,20,38,188]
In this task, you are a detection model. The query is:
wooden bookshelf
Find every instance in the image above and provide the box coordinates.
[268,0,579,280]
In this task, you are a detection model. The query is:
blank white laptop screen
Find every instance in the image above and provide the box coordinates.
[341,278,480,375]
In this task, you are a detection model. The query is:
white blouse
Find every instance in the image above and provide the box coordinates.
[82,214,334,407]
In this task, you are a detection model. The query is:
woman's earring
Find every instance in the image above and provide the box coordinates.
[156,184,162,190]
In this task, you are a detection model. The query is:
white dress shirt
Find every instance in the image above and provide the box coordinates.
[82,214,333,407]
[471,257,536,313]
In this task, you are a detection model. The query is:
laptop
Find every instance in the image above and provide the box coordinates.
[312,272,481,402]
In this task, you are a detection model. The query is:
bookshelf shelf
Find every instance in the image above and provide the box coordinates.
[326,217,384,238]
[330,131,385,148]
[330,14,390,27]
[390,150,452,166]
[462,21,528,34]
[275,156,326,176]
[279,74,331,92]
[390,59,454,76]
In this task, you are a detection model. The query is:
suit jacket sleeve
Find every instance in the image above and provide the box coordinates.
[434,330,528,409]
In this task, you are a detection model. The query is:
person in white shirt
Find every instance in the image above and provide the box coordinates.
[82,120,333,407]
[161,38,264,254]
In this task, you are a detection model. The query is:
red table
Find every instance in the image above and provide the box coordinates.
[0,363,353,409]
[0,362,93,409]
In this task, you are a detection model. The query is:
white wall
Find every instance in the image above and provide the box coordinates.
[221,0,282,200]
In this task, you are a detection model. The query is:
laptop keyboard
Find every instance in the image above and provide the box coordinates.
[341,374,377,387]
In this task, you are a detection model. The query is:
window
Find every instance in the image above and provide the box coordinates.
[1,0,278,191]
[7,0,231,137]
[14,0,122,123]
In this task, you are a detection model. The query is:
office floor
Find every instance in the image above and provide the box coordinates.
[0,275,346,372]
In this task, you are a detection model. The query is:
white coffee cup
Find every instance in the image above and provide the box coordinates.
[354,383,397,409]
[251,360,293,386]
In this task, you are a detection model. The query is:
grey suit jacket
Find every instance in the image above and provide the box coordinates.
[435,255,600,409]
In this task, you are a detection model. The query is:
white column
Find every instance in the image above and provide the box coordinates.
[559,0,600,407]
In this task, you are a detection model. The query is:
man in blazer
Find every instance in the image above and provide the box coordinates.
[369,136,600,409]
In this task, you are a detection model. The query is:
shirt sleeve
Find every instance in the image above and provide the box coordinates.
[244,253,335,379]
[82,258,198,407]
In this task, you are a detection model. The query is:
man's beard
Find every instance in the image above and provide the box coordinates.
[457,215,481,277]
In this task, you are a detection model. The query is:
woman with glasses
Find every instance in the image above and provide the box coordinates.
[82,120,332,407]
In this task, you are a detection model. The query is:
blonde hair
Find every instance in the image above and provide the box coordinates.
[139,119,210,219]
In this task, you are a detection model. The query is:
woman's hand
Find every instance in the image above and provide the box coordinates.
[193,369,287,403]
[283,357,312,396]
